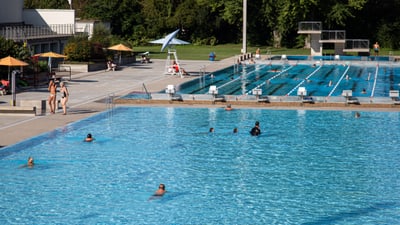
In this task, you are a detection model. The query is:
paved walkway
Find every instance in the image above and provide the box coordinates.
[0,58,235,147]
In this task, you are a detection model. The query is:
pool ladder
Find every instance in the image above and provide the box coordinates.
[106,94,114,116]
[199,65,206,76]
[142,83,151,99]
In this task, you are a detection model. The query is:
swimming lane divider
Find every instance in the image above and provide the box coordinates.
[217,64,266,92]
[246,65,294,95]
[286,65,322,96]
[370,64,379,98]
[327,65,351,98]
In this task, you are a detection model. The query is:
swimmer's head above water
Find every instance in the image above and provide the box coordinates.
[85,133,93,142]
[27,156,34,167]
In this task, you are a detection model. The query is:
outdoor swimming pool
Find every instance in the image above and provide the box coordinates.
[1,107,399,224]
[175,62,400,98]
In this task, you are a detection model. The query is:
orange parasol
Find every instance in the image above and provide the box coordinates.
[0,56,29,106]
[38,52,67,72]
[107,44,133,52]
[107,44,133,64]
[0,56,29,67]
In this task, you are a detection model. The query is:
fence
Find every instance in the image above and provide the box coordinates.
[0,24,75,41]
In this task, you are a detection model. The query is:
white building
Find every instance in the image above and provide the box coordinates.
[0,0,76,54]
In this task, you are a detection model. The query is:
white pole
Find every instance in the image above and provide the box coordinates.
[242,0,247,54]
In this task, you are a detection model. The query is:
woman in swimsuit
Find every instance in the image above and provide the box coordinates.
[60,82,69,115]
[48,80,57,113]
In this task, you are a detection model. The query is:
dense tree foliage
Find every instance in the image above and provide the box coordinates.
[63,35,91,61]
[24,0,400,49]
[24,0,70,9]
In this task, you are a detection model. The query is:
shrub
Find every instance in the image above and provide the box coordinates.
[64,35,91,61]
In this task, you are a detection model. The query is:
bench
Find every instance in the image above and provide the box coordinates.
[213,95,226,102]
[0,106,36,116]
[257,96,270,103]
[346,97,360,105]
[391,97,400,105]
[54,71,72,81]
[50,65,72,81]
[20,99,46,115]
[170,94,183,101]
[302,96,315,104]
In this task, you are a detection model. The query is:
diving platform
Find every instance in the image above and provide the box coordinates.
[319,30,346,43]
[298,21,370,56]
[298,21,322,34]
[298,21,323,56]
[343,39,370,53]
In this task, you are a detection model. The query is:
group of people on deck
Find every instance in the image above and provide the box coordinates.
[48,79,69,115]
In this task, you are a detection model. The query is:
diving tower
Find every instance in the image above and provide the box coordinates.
[298,21,322,56]
[343,39,370,56]
[298,21,370,56]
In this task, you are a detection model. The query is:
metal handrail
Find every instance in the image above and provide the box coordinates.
[0,24,75,41]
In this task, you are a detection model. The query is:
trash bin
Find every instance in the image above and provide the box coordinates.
[209,52,216,61]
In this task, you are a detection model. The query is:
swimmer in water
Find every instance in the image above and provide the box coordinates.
[209,127,214,133]
[149,183,166,200]
[225,104,233,111]
[27,156,34,167]
[250,121,261,136]
[20,156,34,168]
[154,184,166,196]
[84,133,94,142]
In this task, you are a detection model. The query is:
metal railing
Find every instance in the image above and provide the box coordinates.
[345,39,370,49]
[298,21,322,32]
[321,30,346,40]
[0,24,75,41]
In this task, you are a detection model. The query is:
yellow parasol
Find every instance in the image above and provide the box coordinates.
[107,44,133,64]
[0,56,29,106]
[38,51,67,72]
[39,51,67,58]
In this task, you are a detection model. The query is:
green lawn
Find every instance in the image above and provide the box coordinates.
[132,44,400,60]
[132,44,310,60]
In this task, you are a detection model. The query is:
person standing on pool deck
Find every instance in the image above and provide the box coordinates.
[48,80,57,114]
[373,42,380,56]
[250,121,261,136]
[60,82,69,115]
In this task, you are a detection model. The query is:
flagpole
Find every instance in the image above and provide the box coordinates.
[242,0,247,54]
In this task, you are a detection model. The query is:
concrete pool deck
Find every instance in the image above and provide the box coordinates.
[0,58,235,147]
[1,57,400,147]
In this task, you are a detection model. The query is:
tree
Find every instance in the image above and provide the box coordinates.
[24,0,70,9]
[82,0,141,38]
[64,35,91,61]
[73,0,400,49]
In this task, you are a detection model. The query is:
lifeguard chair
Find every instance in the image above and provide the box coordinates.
[164,49,183,78]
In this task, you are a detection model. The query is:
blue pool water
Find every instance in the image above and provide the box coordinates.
[272,55,390,61]
[174,63,400,97]
[1,107,400,224]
